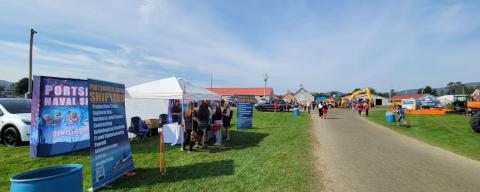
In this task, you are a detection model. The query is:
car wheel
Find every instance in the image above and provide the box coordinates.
[2,126,20,147]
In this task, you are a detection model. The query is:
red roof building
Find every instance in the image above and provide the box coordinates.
[208,87,274,100]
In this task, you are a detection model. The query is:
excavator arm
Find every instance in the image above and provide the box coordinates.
[348,88,373,103]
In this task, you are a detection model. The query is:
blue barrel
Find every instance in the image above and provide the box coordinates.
[385,112,395,122]
[10,164,83,192]
[293,108,300,117]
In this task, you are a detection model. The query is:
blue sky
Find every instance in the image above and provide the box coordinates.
[0,0,479,93]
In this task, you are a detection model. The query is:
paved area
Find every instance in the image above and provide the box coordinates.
[312,109,480,192]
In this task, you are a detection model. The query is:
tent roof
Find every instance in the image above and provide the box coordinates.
[126,77,221,100]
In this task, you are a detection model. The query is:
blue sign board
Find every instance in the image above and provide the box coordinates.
[88,79,134,190]
[236,95,256,128]
[30,76,90,157]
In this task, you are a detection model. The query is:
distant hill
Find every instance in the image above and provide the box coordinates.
[396,82,480,95]
[0,80,13,88]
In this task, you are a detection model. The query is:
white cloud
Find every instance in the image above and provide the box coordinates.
[1,1,479,93]
[143,55,183,67]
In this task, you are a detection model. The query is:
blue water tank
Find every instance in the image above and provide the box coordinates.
[10,164,83,192]
[385,112,395,122]
[293,108,300,117]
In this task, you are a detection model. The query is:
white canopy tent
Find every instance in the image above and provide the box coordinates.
[124,77,221,141]
[126,76,221,100]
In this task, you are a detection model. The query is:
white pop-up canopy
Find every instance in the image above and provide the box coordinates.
[124,77,220,142]
[126,76,221,100]
[124,77,220,126]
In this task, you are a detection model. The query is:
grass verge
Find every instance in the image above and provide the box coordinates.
[1,110,314,192]
[366,108,480,160]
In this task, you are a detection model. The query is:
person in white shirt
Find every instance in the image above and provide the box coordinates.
[318,102,323,117]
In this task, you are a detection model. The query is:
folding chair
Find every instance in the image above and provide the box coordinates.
[128,116,149,142]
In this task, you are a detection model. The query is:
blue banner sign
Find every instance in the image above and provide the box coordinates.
[236,95,256,128]
[88,79,134,190]
[30,76,89,157]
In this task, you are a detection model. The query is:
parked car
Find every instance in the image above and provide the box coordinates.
[0,98,31,146]
[255,100,289,111]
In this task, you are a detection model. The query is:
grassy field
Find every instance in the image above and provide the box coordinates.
[367,108,480,160]
[1,110,315,192]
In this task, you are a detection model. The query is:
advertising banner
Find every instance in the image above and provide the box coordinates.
[236,95,256,128]
[30,76,89,157]
[88,79,134,190]
[402,99,416,110]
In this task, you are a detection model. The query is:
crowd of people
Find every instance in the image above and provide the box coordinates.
[170,100,233,152]
[351,101,370,117]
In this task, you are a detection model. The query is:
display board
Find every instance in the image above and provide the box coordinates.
[236,95,256,128]
[30,76,89,157]
[88,79,134,190]
[402,99,416,110]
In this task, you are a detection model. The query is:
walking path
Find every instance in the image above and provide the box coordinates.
[312,109,480,192]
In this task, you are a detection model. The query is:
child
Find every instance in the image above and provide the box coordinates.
[396,105,409,127]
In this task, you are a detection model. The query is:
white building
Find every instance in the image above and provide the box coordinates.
[294,87,314,103]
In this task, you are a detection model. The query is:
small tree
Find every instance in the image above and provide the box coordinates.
[417,86,435,95]
[14,78,29,97]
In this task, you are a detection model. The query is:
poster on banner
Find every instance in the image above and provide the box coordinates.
[88,79,134,190]
[236,95,256,128]
[30,76,90,157]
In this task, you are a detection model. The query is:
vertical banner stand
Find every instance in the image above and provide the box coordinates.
[159,129,166,175]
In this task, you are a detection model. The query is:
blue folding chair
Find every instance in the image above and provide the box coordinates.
[128,116,149,142]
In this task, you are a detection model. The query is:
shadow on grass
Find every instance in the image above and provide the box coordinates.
[196,130,268,153]
[104,160,234,190]
[131,130,268,154]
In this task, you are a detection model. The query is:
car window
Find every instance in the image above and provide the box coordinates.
[0,100,31,114]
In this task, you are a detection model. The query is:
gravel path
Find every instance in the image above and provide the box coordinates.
[311,109,480,192]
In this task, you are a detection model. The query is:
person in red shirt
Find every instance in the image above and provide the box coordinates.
[274,101,278,112]
[322,102,328,119]
[364,101,370,117]
[357,102,364,116]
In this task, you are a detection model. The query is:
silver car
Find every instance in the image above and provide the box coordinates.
[0,98,31,146]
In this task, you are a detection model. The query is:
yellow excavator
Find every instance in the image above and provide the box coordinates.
[342,88,373,106]
[467,100,480,133]
[349,88,373,102]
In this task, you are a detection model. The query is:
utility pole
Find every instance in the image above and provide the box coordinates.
[26,28,37,99]
[210,73,212,90]
[263,73,268,100]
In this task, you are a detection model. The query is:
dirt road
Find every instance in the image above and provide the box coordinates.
[312,109,480,192]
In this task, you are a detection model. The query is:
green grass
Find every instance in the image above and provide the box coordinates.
[366,108,480,160]
[1,110,315,192]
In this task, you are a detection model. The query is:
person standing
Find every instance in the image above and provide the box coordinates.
[307,101,311,114]
[171,100,182,124]
[364,102,370,117]
[182,102,196,151]
[322,102,328,119]
[197,100,210,148]
[274,100,278,112]
[357,102,364,116]
[223,105,233,141]
[212,106,223,145]
[318,102,323,117]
